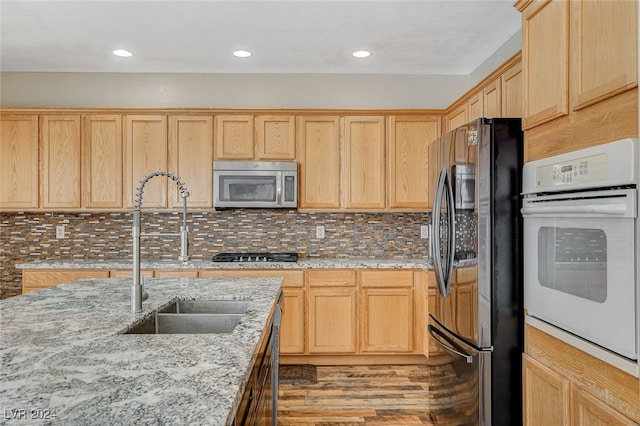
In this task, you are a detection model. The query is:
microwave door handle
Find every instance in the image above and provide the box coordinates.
[428,324,474,364]
[276,172,282,205]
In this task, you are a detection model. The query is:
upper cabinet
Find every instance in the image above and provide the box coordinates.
[168,115,213,208]
[570,0,637,110]
[483,78,502,119]
[123,115,168,209]
[467,93,483,122]
[516,0,638,160]
[297,115,342,210]
[82,115,123,209]
[0,114,39,209]
[501,61,523,118]
[520,0,569,129]
[215,114,296,160]
[387,116,440,210]
[40,114,81,209]
[445,104,468,132]
[343,116,386,210]
[255,115,296,160]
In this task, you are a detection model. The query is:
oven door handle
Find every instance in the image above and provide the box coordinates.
[521,203,629,216]
[428,324,474,364]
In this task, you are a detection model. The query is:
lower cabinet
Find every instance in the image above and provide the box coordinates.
[524,325,639,425]
[307,270,358,354]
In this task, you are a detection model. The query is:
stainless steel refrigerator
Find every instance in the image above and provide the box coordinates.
[428,118,524,426]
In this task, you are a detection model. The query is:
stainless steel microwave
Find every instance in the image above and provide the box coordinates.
[213,161,298,209]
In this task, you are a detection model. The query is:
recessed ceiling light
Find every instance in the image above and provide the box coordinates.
[113,49,133,58]
[233,50,252,58]
[352,50,371,58]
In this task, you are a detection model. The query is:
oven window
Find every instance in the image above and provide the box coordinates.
[220,175,276,202]
[538,227,607,303]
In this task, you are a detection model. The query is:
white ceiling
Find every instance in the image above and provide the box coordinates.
[0,0,522,75]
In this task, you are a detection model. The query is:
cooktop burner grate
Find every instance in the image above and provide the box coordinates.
[212,252,298,262]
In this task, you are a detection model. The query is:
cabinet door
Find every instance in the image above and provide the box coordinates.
[426,137,441,209]
[297,116,341,209]
[123,115,168,208]
[522,0,569,129]
[387,116,440,209]
[280,288,306,354]
[446,104,468,131]
[214,115,254,160]
[154,270,199,278]
[168,115,213,208]
[0,114,39,209]
[307,288,357,353]
[502,61,523,118]
[82,114,123,208]
[40,115,81,208]
[523,354,571,426]
[468,92,484,121]
[255,115,296,160]
[360,287,414,353]
[343,116,385,209]
[483,78,502,118]
[22,269,110,294]
[571,0,638,110]
[572,385,636,426]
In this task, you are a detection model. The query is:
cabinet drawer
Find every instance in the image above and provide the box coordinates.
[360,270,413,287]
[456,265,477,284]
[199,270,304,287]
[306,270,356,287]
[22,270,110,294]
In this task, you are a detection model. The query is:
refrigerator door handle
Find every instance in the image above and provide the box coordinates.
[432,168,456,297]
[428,324,473,364]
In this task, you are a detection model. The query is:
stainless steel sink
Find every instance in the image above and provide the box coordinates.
[124,299,251,334]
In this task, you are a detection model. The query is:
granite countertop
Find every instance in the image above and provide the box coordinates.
[0,277,282,425]
[16,258,435,271]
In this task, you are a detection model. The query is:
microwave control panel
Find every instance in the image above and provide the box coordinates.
[536,153,608,188]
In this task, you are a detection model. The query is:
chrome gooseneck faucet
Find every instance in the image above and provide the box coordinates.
[132,171,190,313]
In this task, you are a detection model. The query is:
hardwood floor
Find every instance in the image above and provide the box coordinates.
[278,364,478,425]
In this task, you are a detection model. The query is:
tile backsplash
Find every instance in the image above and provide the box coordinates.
[1,210,431,298]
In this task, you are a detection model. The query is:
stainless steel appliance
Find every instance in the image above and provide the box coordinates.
[213,161,297,209]
[429,118,524,426]
[522,138,639,361]
[212,252,298,262]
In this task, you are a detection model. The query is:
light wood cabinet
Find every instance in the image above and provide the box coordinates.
[467,92,483,121]
[520,0,569,129]
[214,115,254,160]
[82,114,123,208]
[0,114,39,209]
[199,269,305,355]
[387,116,440,209]
[110,269,154,278]
[446,104,468,132]
[22,269,110,294]
[307,270,357,354]
[297,116,341,209]
[501,61,523,118]
[40,115,81,208]
[525,324,640,425]
[343,116,385,209]
[483,78,502,119]
[523,353,571,426]
[570,0,637,111]
[359,270,414,353]
[168,115,214,208]
[255,115,296,160]
[154,270,198,278]
[123,115,168,208]
[426,136,441,209]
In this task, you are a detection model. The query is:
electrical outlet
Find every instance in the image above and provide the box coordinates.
[316,225,325,239]
[420,225,430,239]
[56,225,65,239]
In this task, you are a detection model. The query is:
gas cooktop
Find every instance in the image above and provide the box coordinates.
[212,252,298,262]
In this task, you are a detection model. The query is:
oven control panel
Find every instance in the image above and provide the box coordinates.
[536,153,608,188]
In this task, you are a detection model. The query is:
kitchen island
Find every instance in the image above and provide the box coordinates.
[0,277,282,425]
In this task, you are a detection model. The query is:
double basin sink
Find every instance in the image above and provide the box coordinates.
[124,299,251,335]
